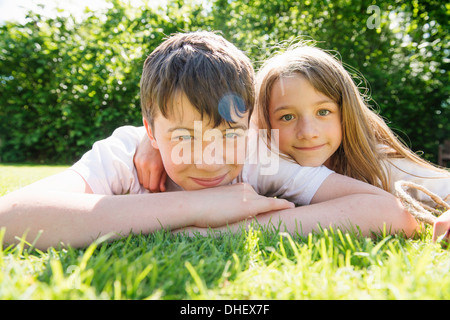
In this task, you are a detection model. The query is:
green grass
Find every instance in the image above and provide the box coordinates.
[0,163,68,196]
[1,164,449,300]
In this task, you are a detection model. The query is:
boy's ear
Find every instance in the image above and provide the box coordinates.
[142,117,160,150]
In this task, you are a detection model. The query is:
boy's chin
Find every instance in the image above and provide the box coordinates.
[181,183,227,191]
[180,176,238,191]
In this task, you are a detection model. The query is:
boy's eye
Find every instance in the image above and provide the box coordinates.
[224,132,239,139]
[317,109,331,116]
[173,135,193,142]
[280,114,294,121]
[224,128,246,140]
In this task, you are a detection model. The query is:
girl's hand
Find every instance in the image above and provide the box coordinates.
[432,209,450,244]
[134,135,167,192]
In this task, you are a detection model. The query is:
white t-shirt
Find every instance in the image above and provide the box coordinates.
[384,157,450,202]
[71,126,334,205]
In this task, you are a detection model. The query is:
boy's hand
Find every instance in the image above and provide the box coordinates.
[191,183,295,228]
[432,209,450,244]
[134,135,167,192]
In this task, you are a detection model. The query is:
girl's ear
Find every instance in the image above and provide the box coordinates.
[142,117,160,150]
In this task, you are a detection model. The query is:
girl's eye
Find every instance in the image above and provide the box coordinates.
[317,109,330,116]
[280,114,294,121]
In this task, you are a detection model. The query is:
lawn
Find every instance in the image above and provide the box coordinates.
[0,164,449,300]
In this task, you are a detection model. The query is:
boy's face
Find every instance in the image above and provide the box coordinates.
[144,92,249,190]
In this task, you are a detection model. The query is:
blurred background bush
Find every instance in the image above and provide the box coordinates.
[0,0,448,164]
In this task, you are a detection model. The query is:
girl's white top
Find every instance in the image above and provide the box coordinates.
[384,157,450,203]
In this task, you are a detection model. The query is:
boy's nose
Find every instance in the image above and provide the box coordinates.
[193,140,227,172]
[195,161,226,172]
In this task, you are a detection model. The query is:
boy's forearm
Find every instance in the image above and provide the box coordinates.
[0,190,199,249]
[0,182,293,250]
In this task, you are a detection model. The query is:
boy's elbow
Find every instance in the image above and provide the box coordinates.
[0,192,23,243]
[0,192,20,218]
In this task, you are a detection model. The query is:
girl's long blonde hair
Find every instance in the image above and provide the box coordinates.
[255,44,448,192]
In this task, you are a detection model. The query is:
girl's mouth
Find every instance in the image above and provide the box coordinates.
[294,144,325,151]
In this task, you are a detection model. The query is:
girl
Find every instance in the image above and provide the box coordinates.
[255,44,449,242]
[133,44,450,240]
[254,45,449,201]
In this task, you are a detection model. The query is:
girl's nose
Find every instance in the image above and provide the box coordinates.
[296,117,319,140]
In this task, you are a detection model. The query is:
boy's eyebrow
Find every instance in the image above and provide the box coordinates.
[168,123,248,132]
[167,126,194,133]
[224,123,248,131]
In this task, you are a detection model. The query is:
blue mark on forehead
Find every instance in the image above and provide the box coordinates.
[218,93,246,122]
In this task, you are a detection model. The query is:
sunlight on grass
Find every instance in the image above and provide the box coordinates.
[0,164,449,300]
[0,164,68,196]
[185,230,450,299]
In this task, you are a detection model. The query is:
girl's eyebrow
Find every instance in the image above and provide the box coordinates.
[272,105,292,113]
[314,99,336,106]
[273,99,336,113]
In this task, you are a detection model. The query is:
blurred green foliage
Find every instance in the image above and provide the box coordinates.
[0,0,448,163]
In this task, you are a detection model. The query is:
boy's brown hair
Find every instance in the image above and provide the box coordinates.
[140,31,255,127]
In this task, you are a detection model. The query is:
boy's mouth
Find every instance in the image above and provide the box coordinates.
[190,173,228,187]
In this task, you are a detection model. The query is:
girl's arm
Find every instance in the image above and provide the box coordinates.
[134,135,419,237]
[177,174,419,238]
[134,134,167,192]
[178,195,418,238]
[0,170,293,250]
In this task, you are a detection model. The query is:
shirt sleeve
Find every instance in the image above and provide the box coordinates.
[70,126,147,195]
[385,158,450,201]
[242,132,334,205]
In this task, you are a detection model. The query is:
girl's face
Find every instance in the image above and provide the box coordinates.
[268,75,342,168]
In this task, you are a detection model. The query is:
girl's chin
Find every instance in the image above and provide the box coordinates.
[292,157,327,167]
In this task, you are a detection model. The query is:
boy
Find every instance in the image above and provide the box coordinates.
[0,32,418,250]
